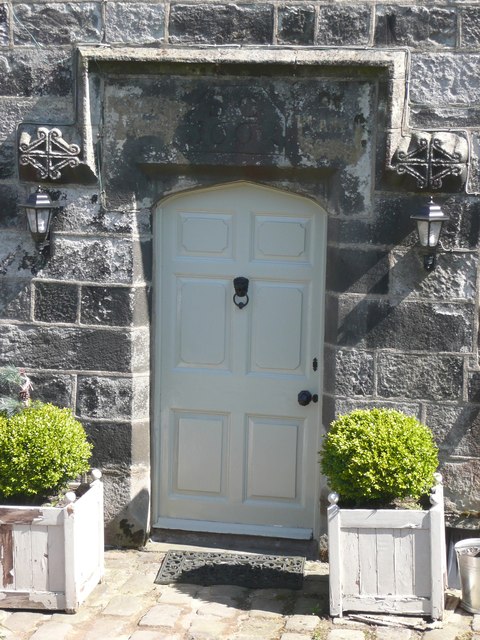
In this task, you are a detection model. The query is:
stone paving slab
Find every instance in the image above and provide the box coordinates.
[0,544,475,640]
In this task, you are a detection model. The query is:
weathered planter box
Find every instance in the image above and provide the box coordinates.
[327,477,446,620]
[0,471,104,613]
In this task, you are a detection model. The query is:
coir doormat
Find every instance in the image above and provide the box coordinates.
[155,550,305,589]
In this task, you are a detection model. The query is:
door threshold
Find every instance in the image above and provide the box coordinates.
[154,517,312,540]
[151,522,319,559]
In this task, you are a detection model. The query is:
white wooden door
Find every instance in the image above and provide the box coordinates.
[154,182,326,538]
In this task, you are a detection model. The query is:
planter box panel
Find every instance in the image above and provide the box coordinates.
[0,506,63,526]
[47,524,66,593]
[13,524,49,591]
[328,482,446,619]
[0,478,104,613]
[0,590,65,610]
[340,509,429,529]
[342,526,431,599]
[71,479,104,599]
[341,595,430,615]
[413,529,432,597]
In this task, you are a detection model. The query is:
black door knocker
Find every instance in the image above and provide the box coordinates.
[233,277,249,309]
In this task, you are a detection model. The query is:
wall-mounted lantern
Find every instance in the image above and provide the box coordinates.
[410,197,450,271]
[18,186,61,252]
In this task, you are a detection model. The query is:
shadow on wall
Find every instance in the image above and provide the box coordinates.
[326,247,476,353]
[104,482,150,549]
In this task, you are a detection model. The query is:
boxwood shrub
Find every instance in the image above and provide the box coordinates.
[0,402,92,501]
[320,408,439,505]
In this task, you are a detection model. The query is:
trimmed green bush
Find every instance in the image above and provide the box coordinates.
[0,402,92,500]
[319,408,439,505]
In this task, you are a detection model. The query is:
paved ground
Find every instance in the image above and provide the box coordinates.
[0,541,477,640]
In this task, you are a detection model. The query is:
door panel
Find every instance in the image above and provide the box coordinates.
[246,416,302,502]
[154,182,326,537]
[250,283,305,373]
[177,279,230,369]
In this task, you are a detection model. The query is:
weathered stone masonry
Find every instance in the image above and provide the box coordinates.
[1,2,480,545]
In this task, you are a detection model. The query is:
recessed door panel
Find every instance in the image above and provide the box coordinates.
[172,411,228,497]
[246,416,302,502]
[177,278,230,369]
[254,216,311,262]
[178,213,233,258]
[155,182,326,537]
[250,283,305,374]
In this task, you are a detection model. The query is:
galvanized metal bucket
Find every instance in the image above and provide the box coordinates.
[455,539,480,613]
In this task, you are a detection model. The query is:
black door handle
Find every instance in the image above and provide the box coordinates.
[297,390,318,406]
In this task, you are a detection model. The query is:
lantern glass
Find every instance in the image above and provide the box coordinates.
[20,187,55,246]
[416,219,444,248]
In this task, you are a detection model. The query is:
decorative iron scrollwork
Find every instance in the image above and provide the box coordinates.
[19,127,81,181]
[392,132,468,190]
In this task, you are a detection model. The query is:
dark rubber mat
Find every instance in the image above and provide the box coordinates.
[155,550,305,589]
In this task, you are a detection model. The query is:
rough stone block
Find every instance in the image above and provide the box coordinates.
[326,247,389,294]
[29,621,73,640]
[322,396,421,429]
[13,3,102,45]
[375,6,456,48]
[169,3,274,44]
[0,96,74,141]
[0,184,20,229]
[441,459,480,513]
[133,240,152,285]
[441,197,480,251]
[410,106,480,130]
[328,194,422,248]
[425,403,480,458]
[0,280,30,320]
[0,142,15,178]
[102,594,146,617]
[85,420,133,467]
[48,236,135,284]
[469,371,480,403]
[277,6,315,45]
[81,286,149,327]
[139,603,183,627]
[390,250,477,300]
[55,192,151,236]
[0,231,34,279]
[86,420,149,471]
[93,465,150,546]
[2,612,48,634]
[77,375,149,420]
[0,4,8,46]
[284,615,319,633]
[410,54,480,107]
[377,353,463,401]
[461,7,480,47]
[324,347,374,397]
[327,296,474,353]
[106,3,165,44]
[29,372,73,407]
[316,5,371,46]
[0,325,134,372]
[0,50,72,97]
[34,281,78,323]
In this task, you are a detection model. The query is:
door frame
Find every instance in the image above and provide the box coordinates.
[151,180,328,540]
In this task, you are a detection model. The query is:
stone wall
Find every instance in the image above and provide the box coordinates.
[1,2,480,544]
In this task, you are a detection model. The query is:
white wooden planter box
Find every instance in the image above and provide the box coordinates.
[0,471,104,613]
[327,476,446,620]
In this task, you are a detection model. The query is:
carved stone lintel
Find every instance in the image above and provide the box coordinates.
[19,127,81,181]
[391,131,468,191]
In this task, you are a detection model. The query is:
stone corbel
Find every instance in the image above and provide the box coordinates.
[391,131,468,191]
[18,124,96,184]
